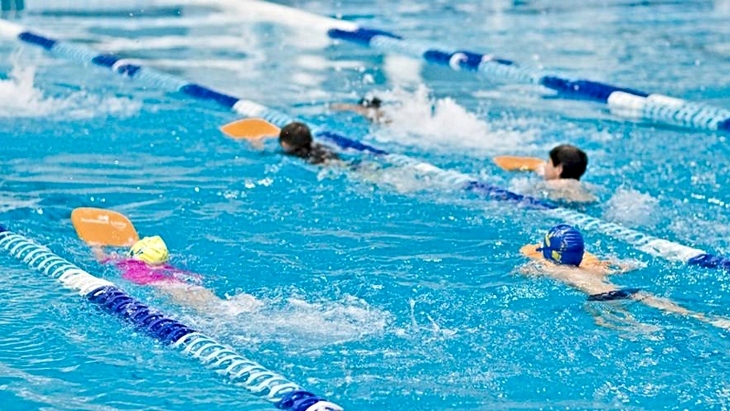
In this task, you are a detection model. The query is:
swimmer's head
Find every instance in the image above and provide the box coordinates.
[358,96,382,109]
[544,144,588,181]
[129,235,169,265]
[537,224,584,266]
[279,122,313,154]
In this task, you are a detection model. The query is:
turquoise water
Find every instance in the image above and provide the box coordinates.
[1,0,730,410]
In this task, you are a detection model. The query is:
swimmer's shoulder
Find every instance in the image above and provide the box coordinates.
[520,244,541,259]
[308,143,341,165]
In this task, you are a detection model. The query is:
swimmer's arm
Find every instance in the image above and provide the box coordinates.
[329,103,383,122]
[520,244,541,259]
[93,246,123,264]
[518,245,545,275]
[581,252,612,271]
[92,246,107,262]
[329,103,369,115]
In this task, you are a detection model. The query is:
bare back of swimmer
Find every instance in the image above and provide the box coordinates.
[520,224,730,330]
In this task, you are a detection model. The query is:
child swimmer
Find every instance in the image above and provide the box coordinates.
[96,235,260,315]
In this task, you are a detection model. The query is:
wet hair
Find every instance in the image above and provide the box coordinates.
[549,144,588,180]
[358,96,382,109]
[279,121,339,165]
[279,122,313,156]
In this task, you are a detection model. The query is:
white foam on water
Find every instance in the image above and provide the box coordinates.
[602,187,660,228]
[370,85,538,155]
[0,63,59,118]
[198,293,390,347]
[0,59,141,119]
[348,161,466,196]
[0,194,41,214]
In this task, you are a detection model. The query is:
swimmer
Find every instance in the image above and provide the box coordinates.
[219,117,342,166]
[520,224,730,331]
[96,236,260,315]
[330,96,388,123]
[541,144,588,181]
[73,208,260,315]
[278,122,342,165]
[496,144,597,203]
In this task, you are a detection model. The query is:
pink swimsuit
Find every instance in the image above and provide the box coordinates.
[106,258,198,286]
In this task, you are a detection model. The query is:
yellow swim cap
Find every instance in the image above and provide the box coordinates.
[128,235,169,265]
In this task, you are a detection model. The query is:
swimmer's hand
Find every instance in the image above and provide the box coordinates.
[329,102,387,123]
[329,102,359,112]
[605,259,645,274]
[92,246,107,262]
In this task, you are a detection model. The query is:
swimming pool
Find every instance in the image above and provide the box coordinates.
[1,0,730,409]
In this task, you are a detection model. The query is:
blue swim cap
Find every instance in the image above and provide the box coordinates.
[537,224,584,266]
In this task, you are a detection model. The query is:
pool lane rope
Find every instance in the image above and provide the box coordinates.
[0,227,342,411]
[2,19,729,272]
[189,0,730,133]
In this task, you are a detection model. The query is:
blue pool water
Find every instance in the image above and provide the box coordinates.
[1,0,730,409]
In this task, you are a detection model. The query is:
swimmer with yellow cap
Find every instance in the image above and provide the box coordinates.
[101,235,259,315]
[74,207,260,315]
[519,224,730,331]
[128,235,168,265]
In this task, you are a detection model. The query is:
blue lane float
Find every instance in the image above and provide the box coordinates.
[1,20,728,272]
[0,227,342,411]
[208,0,730,133]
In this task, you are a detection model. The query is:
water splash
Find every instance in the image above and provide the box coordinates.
[602,187,660,228]
[370,85,538,155]
[193,293,390,348]
[0,193,41,214]
[0,59,141,119]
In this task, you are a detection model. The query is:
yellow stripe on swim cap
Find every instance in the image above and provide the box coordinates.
[552,250,563,263]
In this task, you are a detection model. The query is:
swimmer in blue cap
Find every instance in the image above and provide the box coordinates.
[520,224,730,330]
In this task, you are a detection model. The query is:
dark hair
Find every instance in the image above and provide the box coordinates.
[549,144,588,180]
[358,96,382,109]
[279,122,313,156]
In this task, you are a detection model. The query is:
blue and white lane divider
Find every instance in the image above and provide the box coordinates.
[2,20,729,272]
[196,0,730,133]
[0,227,342,411]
